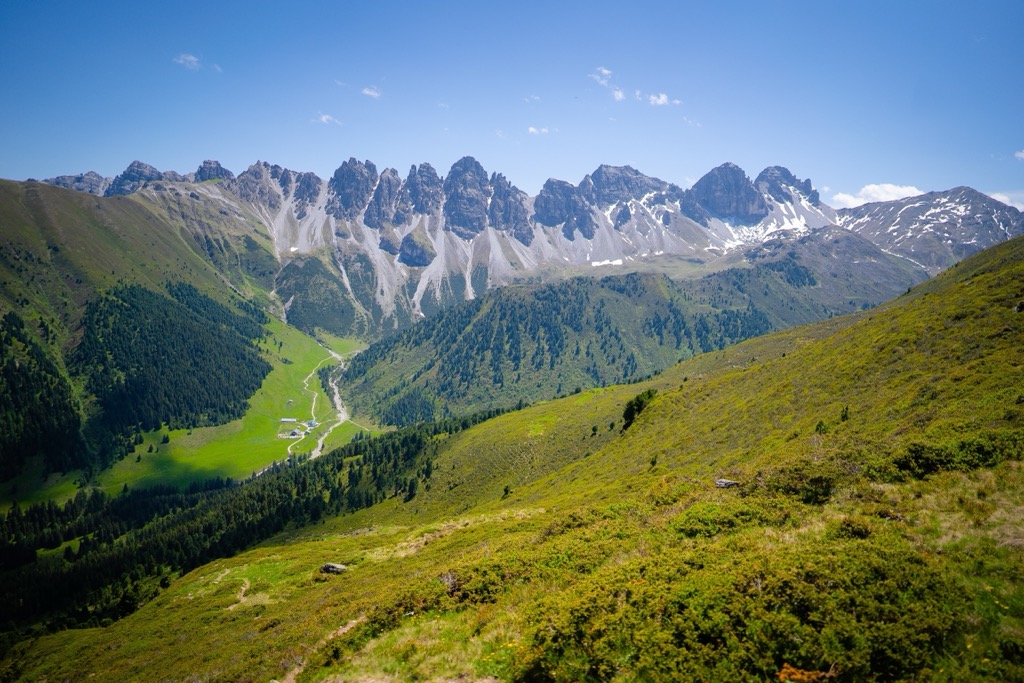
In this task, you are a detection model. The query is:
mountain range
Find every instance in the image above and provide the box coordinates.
[41,157,1024,338]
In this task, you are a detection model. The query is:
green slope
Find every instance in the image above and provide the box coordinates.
[340,237,924,428]
[0,180,285,483]
[5,236,1022,680]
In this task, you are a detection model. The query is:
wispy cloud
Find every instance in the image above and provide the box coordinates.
[173,53,201,70]
[589,66,612,86]
[1015,150,1024,161]
[361,86,381,99]
[831,183,923,208]
[524,95,541,103]
[590,66,681,108]
[211,64,223,73]
[528,126,550,135]
[314,112,342,125]
[648,92,681,106]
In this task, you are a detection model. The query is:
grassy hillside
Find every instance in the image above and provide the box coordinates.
[4,236,1022,680]
[0,180,291,483]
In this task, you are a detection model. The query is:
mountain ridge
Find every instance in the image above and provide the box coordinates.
[38,156,1024,338]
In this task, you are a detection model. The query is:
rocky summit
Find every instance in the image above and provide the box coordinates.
[41,155,1024,335]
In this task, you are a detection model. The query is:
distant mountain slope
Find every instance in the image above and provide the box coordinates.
[340,230,926,426]
[837,186,1023,274]
[6,234,1023,682]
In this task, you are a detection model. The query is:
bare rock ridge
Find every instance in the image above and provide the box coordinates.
[37,155,1024,337]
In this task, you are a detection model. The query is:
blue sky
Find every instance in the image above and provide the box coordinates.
[1,0,1022,208]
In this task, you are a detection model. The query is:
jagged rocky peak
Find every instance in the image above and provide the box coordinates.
[195,160,235,183]
[326,158,378,220]
[42,171,111,196]
[690,162,768,225]
[402,163,443,216]
[364,168,404,229]
[755,166,819,206]
[443,156,492,239]
[534,178,596,241]
[580,164,669,206]
[105,160,168,196]
[488,172,533,246]
[235,162,282,209]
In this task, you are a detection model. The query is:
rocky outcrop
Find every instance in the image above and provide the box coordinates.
[488,173,533,245]
[690,162,768,225]
[43,171,111,196]
[105,161,167,196]
[326,158,378,220]
[364,168,403,229]
[235,162,282,209]
[755,166,819,206]
[398,229,436,267]
[402,163,443,215]
[443,157,491,239]
[195,160,235,183]
[580,165,668,206]
[533,178,596,240]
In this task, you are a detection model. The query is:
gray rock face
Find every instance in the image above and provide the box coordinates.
[235,162,282,209]
[402,163,443,215]
[398,231,436,267]
[580,165,668,206]
[291,171,322,205]
[364,168,403,229]
[443,156,491,239]
[195,160,235,183]
[326,158,378,220]
[488,173,533,245]
[43,171,111,196]
[533,178,596,240]
[755,166,819,206]
[690,162,768,225]
[672,187,712,225]
[379,233,401,255]
[105,160,166,196]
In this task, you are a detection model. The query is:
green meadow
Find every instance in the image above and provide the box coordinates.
[2,320,367,505]
[97,319,366,493]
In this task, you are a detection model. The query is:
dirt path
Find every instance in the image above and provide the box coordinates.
[277,615,366,683]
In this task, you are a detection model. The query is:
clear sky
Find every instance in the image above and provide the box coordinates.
[1,0,1022,208]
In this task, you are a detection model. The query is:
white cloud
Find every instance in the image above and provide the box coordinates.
[437,102,449,109]
[831,183,923,208]
[987,191,1024,210]
[211,64,222,73]
[649,93,670,106]
[524,95,540,103]
[314,113,342,125]
[173,53,201,70]
[612,88,625,102]
[589,66,612,86]
[1015,150,1024,161]
[361,86,381,99]
[528,126,549,135]
[634,90,642,101]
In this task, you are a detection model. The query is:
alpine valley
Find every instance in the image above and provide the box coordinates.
[1,155,1023,681]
